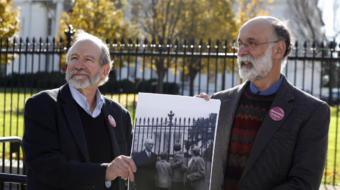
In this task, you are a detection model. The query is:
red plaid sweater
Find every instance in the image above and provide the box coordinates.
[224,87,276,190]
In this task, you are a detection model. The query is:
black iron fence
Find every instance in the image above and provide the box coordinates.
[0,137,26,190]
[0,30,340,188]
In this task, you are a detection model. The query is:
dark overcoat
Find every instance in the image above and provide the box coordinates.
[23,84,133,190]
[132,150,157,190]
[187,156,206,190]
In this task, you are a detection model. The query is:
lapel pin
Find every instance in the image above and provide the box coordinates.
[108,115,116,127]
[269,107,285,121]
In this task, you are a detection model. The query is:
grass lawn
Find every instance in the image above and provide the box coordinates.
[0,88,339,185]
[322,107,340,185]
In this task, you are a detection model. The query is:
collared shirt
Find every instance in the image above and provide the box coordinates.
[249,75,283,95]
[188,157,193,167]
[69,84,104,118]
[145,150,151,158]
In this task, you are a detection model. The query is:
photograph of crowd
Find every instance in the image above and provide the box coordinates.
[129,93,221,190]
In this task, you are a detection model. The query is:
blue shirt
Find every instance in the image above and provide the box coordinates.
[249,75,283,95]
[69,85,104,118]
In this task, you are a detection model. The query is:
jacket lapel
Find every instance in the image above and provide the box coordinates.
[101,99,120,158]
[217,82,248,161]
[60,84,90,162]
[241,77,295,180]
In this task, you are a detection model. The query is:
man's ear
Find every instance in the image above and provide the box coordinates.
[101,64,110,79]
[273,41,286,60]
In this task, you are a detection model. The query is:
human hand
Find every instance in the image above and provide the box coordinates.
[194,93,210,101]
[105,155,137,182]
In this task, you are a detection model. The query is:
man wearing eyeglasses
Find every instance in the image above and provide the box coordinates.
[197,16,330,190]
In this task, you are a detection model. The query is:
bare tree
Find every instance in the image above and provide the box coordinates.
[331,0,340,41]
[327,0,340,106]
[286,0,326,42]
[287,0,340,105]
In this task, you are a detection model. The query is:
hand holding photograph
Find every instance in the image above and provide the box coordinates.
[129,93,221,190]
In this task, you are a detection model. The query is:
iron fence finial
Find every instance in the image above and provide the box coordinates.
[64,24,75,51]
[143,38,148,45]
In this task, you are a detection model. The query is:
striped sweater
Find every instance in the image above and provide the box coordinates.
[224,86,276,190]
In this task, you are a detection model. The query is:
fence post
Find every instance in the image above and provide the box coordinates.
[64,25,75,51]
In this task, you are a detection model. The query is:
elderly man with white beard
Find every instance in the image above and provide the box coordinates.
[23,31,136,190]
[197,16,330,190]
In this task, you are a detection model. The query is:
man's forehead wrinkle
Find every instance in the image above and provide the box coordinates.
[70,50,97,60]
[239,20,273,42]
[71,41,101,60]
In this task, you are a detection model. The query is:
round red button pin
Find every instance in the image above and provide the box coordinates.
[108,115,116,127]
[269,107,285,121]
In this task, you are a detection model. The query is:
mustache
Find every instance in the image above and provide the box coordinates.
[237,55,254,64]
[69,69,91,77]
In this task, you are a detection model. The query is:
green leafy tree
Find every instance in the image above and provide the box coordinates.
[0,0,21,65]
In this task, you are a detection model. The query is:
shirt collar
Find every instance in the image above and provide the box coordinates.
[68,84,104,118]
[249,75,283,95]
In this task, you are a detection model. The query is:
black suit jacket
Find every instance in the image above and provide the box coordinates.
[23,84,133,190]
[132,150,157,190]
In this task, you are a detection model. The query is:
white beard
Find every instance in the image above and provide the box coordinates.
[237,46,273,81]
[65,68,101,89]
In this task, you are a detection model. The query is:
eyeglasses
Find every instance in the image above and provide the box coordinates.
[233,40,279,49]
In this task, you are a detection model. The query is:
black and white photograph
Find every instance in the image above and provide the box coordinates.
[129,93,221,190]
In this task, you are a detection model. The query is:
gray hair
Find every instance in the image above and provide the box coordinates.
[269,18,294,70]
[144,138,154,145]
[65,30,113,86]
